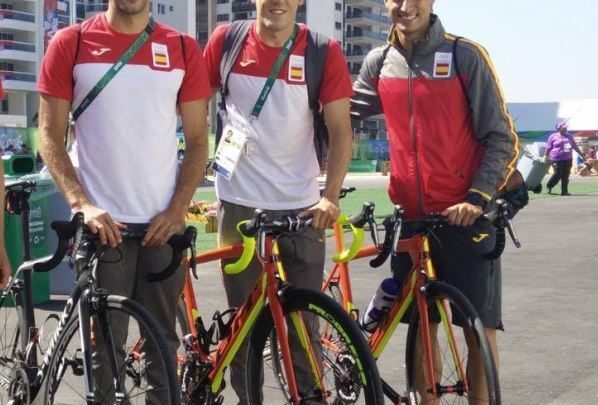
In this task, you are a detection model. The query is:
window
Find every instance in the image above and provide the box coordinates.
[217,0,229,3]
[1,99,8,113]
[335,22,342,30]
[157,3,165,14]
[217,13,230,22]
[335,2,342,11]
[169,5,174,12]
[0,33,13,41]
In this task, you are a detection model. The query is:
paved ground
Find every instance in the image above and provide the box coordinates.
[16,175,598,404]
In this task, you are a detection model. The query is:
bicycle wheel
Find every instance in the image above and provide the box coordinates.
[246,286,384,404]
[44,295,179,405]
[405,281,500,405]
[0,287,29,404]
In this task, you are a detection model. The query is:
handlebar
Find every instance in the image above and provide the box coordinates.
[32,212,197,282]
[318,184,356,200]
[224,209,314,275]
[332,202,377,263]
[337,200,521,267]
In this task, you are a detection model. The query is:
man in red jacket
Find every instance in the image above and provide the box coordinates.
[352,1,519,403]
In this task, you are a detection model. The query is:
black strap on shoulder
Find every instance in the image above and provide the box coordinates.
[220,20,253,96]
[305,30,328,112]
[74,23,82,63]
[452,36,472,108]
[179,34,187,64]
[215,20,253,148]
[306,29,330,166]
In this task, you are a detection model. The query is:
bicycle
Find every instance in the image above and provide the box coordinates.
[175,209,384,404]
[319,197,522,405]
[0,180,194,404]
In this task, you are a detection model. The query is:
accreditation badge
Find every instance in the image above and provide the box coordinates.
[212,124,248,181]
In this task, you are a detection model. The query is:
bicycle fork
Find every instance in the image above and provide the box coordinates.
[78,288,128,405]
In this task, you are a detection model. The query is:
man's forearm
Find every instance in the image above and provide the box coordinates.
[167,140,208,213]
[322,132,352,203]
[39,130,90,209]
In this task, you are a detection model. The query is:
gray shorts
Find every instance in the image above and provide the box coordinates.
[391,219,502,329]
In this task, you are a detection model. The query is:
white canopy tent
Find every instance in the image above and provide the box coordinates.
[508,99,598,133]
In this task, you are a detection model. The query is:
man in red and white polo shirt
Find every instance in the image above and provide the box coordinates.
[38,0,211,401]
[204,0,353,402]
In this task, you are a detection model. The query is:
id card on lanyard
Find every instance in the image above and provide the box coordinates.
[212,25,299,181]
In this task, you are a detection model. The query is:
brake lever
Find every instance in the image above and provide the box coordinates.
[188,230,198,279]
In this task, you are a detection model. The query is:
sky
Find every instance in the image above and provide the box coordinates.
[434,0,598,103]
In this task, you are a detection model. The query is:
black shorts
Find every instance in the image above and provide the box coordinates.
[391,219,502,330]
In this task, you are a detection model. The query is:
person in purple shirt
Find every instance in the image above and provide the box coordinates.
[544,122,586,195]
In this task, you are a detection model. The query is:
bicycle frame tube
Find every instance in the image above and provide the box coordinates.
[324,223,356,314]
[33,269,86,387]
[180,244,245,349]
[367,234,467,396]
[183,236,322,403]
[4,266,37,363]
[206,268,268,394]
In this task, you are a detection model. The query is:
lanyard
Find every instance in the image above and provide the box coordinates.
[72,17,155,122]
[249,24,298,120]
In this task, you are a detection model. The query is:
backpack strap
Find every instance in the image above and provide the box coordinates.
[220,20,253,97]
[306,29,330,166]
[305,29,328,112]
[74,23,82,63]
[215,20,253,148]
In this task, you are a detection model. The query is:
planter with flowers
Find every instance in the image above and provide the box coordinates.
[186,200,218,233]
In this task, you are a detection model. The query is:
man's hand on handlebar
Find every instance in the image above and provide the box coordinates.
[299,196,340,230]
[143,207,186,247]
[441,202,483,227]
[77,203,126,247]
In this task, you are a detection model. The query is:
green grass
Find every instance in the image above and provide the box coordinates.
[190,179,598,251]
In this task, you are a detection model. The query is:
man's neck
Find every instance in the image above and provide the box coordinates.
[394,30,426,54]
[105,8,150,35]
[255,22,295,47]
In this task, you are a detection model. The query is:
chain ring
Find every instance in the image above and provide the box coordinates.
[333,351,362,403]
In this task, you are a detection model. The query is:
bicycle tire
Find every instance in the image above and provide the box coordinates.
[246,286,384,404]
[404,281,500,405]
[0,289,29,404]
[44,295,180,405]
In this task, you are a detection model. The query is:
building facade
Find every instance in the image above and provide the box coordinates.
[200,0,345,44]
[345,0,389,140]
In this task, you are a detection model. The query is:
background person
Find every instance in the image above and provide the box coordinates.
[545,122,585,195]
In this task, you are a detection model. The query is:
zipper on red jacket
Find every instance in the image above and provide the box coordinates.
[407,48,426,216]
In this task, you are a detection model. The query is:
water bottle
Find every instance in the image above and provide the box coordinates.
[361,277,399,332]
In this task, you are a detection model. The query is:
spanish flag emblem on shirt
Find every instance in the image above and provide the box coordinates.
[288,55,305,82]
[152,42,170,69]
[433,52,452,78]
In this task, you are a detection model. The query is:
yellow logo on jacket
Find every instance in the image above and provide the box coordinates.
[472,233,490,243]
